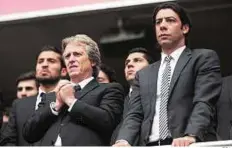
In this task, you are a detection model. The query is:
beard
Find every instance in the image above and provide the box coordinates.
[36,76,60,85]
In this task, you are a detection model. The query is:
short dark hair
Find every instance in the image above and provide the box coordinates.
[128,47,154,64]
[100,64,117,82]
[36,45,65,68]
[152,2,192,36]
[16,71,39,88]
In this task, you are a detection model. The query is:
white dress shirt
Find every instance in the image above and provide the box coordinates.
[149,46,186,142]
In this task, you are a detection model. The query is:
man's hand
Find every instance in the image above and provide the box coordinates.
[54,79,71,93]
[55,91,65,111]
[59,83,76,107]
[112,140,131,147]
[54,80,71,111]
[172,136,196,147]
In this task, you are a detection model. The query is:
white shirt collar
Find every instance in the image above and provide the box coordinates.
[37,88,46,97]
[161,45,186,65]
[71,76,94,89]
[37,87,54,96]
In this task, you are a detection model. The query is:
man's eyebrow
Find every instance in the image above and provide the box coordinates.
[156,16,176,20]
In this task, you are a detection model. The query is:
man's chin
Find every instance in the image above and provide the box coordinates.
[36,77,60,85]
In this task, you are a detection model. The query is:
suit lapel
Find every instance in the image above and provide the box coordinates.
[169,48,192,96]
[150,62,161,115]
[78,79,99,100]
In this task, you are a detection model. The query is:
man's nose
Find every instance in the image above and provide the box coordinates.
[127,62,134,68]
[160,20,168,30]
[41,61,49,67]
[20,89,27,97]
[68,54,76,64]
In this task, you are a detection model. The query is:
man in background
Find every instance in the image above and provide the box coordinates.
[97,64,117,83]
[16,71,39,99]
[0,45,66,146]
[111,47,154,145]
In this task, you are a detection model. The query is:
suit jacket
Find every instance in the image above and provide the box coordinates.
[216,75,232,140]
[0,95,38,146]
[23,79,124,146]
[111,95,140,146]
[117,48,222,145]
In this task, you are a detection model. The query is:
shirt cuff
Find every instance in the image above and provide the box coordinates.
[50,102,59,116]
[68,99,77,112]
[115,139,129,145]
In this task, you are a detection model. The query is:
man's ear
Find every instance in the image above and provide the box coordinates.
[61,68,67,77]
[91,62,96,67]
[182,24,190,35]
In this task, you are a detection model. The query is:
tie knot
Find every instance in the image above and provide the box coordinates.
[165,55,172,63]
[40,92,45,97]
[40,92,46,102]
[74,85,81,92]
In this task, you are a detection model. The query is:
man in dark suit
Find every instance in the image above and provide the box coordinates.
[110,47,154,145]
[113,2,221,147]
[216,75,232,140]
[0,45,67,146]
[22,34,124,146]
[1,71,38,135]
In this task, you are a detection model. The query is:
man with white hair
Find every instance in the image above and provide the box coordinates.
[23,34,124,146]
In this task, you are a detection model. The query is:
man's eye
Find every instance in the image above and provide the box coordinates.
[17,87,22,91]
[156,20,162,25]
[166,18,176,23]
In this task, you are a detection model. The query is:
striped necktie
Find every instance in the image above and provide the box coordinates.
[159,55,172,139]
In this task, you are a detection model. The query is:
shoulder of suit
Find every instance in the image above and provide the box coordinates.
[137,62,157,75]
[190,48,217,56]
[13,95,37,105]
[223,75,232,83]
[99,82,124,90]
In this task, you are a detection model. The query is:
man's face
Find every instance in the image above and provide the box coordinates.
[17,79,38,98]
[124,52,149,82]
[63,43,94,81]
[155,8,189,49]
[97,70,110,83]
[36,51,62,85]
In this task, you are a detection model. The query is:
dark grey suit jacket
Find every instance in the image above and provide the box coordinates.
[0,95,38,146]
[22,79,124,146]
[216,75,232,140]
[117,48,222,145]
[111,95,139,146]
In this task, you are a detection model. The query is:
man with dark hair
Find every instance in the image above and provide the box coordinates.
[111,47,154,145]
[16,71,39,99]
[22,34,124,146]
[114,2,221,146]
[1,71,39,132]
[97,64,117,83]
[0,45,66,146]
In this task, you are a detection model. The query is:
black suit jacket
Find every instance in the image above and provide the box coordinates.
[23,79,124,146]
[216,75,232,140]
[117,48,222,145]
[0,95,38,146]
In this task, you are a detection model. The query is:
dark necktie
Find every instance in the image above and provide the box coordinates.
[74,84,81,99]
[159,55,172,139]
[37,92,46,109]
